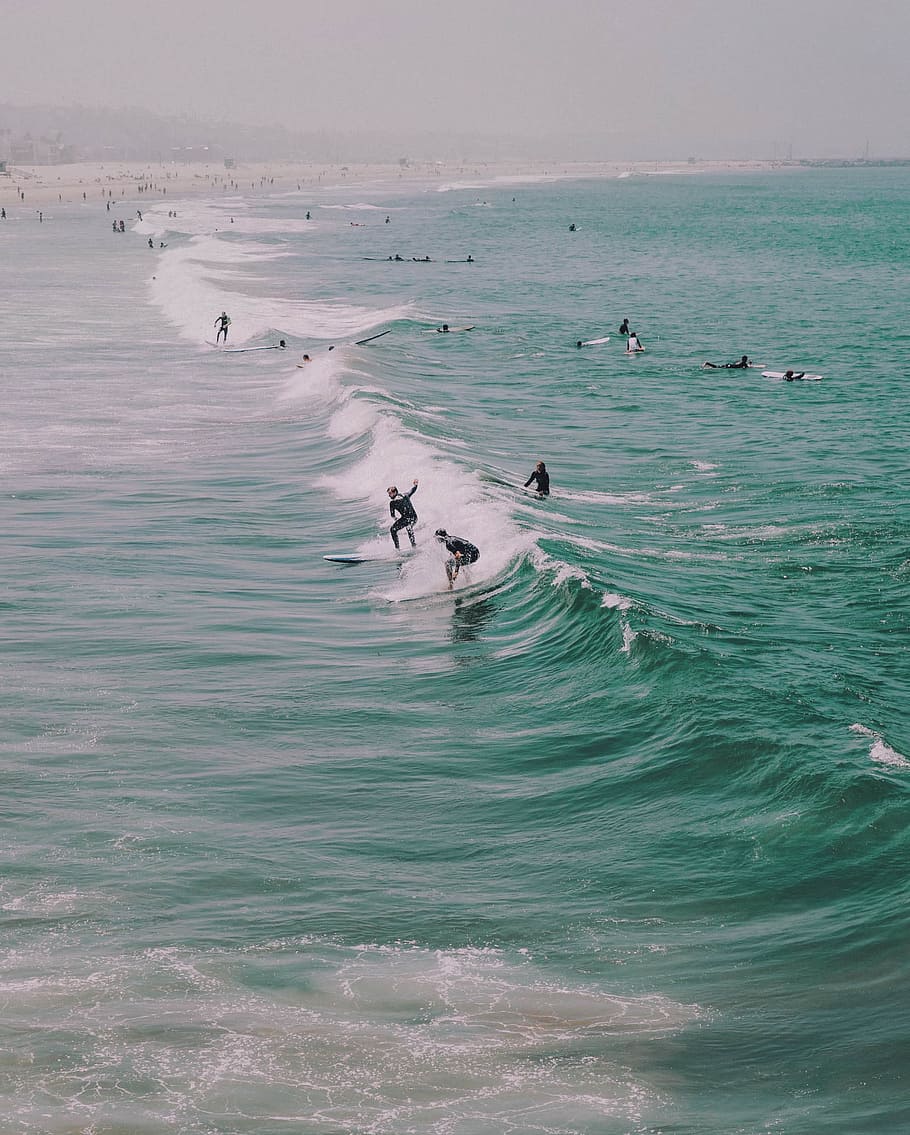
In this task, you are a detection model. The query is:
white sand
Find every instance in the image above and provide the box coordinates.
[0,157,784,211]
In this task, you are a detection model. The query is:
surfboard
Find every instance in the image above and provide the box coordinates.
[762,370,823,381]
[355,329,392,345]
[324,552,406,564]
[578,336,610,346]
[222,344,286,354]
[421,325,475,333]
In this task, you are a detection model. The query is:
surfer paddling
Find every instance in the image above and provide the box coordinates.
[703,355,752,369]
[388,480,419,549]
[435,529,480,589]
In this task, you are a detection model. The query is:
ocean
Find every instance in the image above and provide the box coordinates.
[1,165,908,1134]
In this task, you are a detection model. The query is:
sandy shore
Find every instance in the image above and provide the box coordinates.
[0,157,786,212]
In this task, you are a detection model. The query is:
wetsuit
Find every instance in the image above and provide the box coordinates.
[619,320,630,336]
[215,314,231,344]
[389,484,418,548]
[441,534,480,580]
[524,468,550,495]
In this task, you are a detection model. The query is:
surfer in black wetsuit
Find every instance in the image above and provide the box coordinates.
[214,311,231,344]
[783,370,806,381]
[524,461,550,495]
[388,480,419,548]
[435,529,480,588]
[619,318,630,336]
[703,355,752,369]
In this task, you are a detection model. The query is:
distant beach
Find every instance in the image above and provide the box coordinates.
[0,157,787,209]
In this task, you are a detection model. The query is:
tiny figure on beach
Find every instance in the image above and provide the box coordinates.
[523,461,550,496]
[388,480,419,549]
[435,529,480,589]
[214,311,231,344]
[148,238,154,248]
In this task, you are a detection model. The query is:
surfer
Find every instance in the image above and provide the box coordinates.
[524,461,550,496]
[703,355,752,369]
[435,530,480,589]
[783,370,807,381]
[214,311,231,344]
[437,324,450,333]
[388,480,419,549]
[619,319,630,336]
[626,332,645,353]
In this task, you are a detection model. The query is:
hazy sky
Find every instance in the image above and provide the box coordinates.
[3,0,909,156]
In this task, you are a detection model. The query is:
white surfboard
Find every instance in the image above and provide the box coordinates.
[762,370,823,381]
[578,336,611,346]
[422,325,475,333]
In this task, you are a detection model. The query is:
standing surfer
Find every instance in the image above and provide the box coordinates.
[388,480,419,549]
[214,311,231,344]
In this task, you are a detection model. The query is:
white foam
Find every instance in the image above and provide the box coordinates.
[149,233,409,344]
[850,724,909,768]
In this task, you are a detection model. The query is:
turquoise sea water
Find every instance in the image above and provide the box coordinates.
[1,167,908,1134]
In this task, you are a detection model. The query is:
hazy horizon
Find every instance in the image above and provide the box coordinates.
[2,0,909,160]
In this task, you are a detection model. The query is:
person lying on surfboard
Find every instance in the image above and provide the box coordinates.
[626,332,645,353]
[703,355,752,369]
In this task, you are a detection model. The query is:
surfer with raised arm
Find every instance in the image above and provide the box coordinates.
[388,480,419,549]
[435,529,480,589]
[523,461,550,496]
[214,311,231,344]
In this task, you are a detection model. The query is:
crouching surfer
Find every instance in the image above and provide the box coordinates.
[435,529,480,589]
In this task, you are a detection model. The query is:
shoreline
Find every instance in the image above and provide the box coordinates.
[2,157,796,210]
